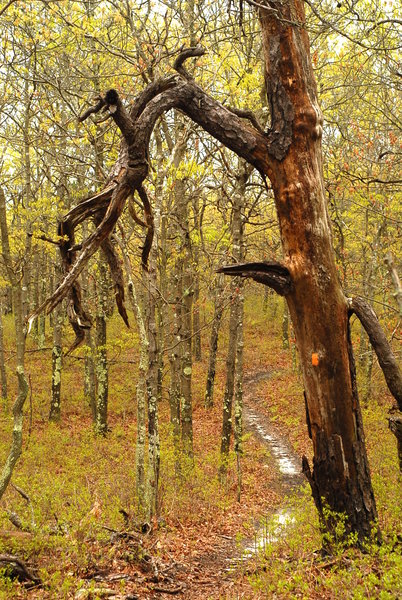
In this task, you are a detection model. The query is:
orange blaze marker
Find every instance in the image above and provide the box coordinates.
[312,353,319,366]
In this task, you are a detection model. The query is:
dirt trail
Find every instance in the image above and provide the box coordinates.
[162,369,305,599]
[243,370,304,494]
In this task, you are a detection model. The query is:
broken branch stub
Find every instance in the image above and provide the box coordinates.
[218,261,292,296]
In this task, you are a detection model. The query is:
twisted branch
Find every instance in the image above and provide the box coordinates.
[28,47,281,347]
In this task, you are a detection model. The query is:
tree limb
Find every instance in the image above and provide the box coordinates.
[217,261,292,296]
[348,296,402,410]
[173,46,206,80]
[29,47,288,345]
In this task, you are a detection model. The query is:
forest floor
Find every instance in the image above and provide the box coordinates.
[61,367,303,600]
[0,295,400,599]
[125,369,306,600]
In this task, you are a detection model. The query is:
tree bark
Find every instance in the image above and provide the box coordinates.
[145,264,160,520]
[0,187,29,500]
[192,195,202,362]
[205,274,225,409]
[384,252,402,317]
[282,299,289,349]
[81,224,97,420]
[118,233,148,516]
[94,256,109,436]
[220,161,247,477]
[0,304,8,402]
[234,279,245,502]
[256,2,378,540]
[49,298,63,423]
[349,296,402,409]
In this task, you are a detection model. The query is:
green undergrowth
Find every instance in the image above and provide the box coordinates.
[246,485,401,599]
[0,295,400,598]
[0,420,242,597]
[236,294,402,598]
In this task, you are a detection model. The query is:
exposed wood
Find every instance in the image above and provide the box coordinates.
[28,12,396,541]
[257,1,378,541]
[0,554,40,585]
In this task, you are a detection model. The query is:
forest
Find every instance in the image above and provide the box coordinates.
[0,0,401,598]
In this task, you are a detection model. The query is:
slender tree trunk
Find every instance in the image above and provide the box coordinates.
[118,237,148,516]
[168,120,194,457]
[220,288,239,475]
[49,299,63,422]
[192,195,202,361]
[21,76,33,322]
[145,263,160,519]
[0,187,29,500]
[81,225,96,420]
[169,283,182,443]
[0,304,8,403]
[362,347,374,405]
[205,274,225,408]
[84,330,96,421]
[385,252,402,317]
[220,163,247,476]
[282,299,289,349]
[31,254,39,339]
[94,256,108,435]
[234,281,244,501]
[180,242,194,456]
[38,256,47,349]
[143,168,162,517]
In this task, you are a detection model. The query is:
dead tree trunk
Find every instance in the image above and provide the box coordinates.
[34,2,402,543]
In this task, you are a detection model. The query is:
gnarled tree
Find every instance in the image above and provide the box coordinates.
[30,1,401,542]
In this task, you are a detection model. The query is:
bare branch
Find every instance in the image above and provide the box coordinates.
[218,261,292,296]
[78,97,105,122]
[349,296,402,410]
[226,106,265,135]
[0,0,19,17]
[173,46,206,80]
[31,47,284,344]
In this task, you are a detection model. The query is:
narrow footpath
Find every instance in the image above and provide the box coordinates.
[169,369,305,599]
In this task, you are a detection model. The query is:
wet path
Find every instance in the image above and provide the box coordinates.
[229,370,305,564]
[162,369,306,598]
[243,370,304,492]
